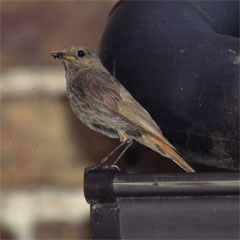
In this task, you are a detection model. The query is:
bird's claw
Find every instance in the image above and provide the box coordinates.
[102,165,120,171]
[85,164,120,174]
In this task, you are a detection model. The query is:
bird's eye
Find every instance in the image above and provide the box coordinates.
[78,50,85,57]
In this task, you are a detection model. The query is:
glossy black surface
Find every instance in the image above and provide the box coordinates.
[99,1,239,170]
[84,169,240,239]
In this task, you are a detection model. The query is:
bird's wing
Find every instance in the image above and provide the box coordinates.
[73,71,176,149]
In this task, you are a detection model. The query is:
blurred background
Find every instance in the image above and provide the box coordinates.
[1,1,118,239]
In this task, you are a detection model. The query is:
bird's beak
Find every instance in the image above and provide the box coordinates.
[51,51,76,61]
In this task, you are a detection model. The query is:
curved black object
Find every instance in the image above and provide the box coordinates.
[84,169,239,203]
[99,1,239,170]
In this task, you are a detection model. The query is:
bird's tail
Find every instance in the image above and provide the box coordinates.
[139,132,196,173]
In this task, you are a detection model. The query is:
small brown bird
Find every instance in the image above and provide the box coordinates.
[51,45,195,173]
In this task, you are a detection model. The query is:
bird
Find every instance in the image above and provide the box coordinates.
[51,45,195,173]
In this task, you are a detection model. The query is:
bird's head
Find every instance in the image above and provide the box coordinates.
[51,45,101,72]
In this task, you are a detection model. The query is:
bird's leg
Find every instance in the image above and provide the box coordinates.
[105,130,132,170]
[111,139,133,167]
[85,141,126,172]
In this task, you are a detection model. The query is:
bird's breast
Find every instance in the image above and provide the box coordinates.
[67,90,140,140]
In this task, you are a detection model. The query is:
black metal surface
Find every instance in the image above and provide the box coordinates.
[85,170,239,202]
[119,196,239,239]
[90,202,120,239]
[84,169,240,239]
[84,168,117,204]
[113,172,239,197]
[99,0,239,170]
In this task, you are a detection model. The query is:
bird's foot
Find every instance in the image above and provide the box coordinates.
[85,164,120,174]
[102,165,120,171]
[85,165,98,174]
